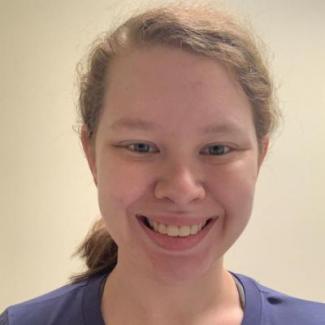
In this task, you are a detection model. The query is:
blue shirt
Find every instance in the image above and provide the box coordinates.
[1,272,324,324]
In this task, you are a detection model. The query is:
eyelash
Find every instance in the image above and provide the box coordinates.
[118,142,232,156]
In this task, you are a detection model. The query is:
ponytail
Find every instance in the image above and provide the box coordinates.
[70,218,117,283]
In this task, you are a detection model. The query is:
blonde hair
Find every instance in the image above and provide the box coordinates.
[71,4,280,283]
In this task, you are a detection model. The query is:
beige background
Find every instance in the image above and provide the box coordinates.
[1,0,324,311]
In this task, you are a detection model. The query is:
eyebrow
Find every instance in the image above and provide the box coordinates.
[110,117,246,135]
[110,118,159,131]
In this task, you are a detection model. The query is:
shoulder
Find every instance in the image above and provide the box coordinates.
[233,272,325,325]
[0,274,106,325]
[257,281,325,324]
[0,280,87,325]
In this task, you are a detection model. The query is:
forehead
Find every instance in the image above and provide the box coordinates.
[107,46,243,97]
[101,46,254,134]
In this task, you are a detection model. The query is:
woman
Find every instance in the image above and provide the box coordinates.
[1,3,324,325]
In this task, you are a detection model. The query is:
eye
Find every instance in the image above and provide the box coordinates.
[201,144,231,156]
[123,142,159,154]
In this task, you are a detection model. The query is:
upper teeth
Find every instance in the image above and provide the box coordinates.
[147,218,207,237]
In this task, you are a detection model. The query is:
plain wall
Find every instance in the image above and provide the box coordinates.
[1,0,324,310]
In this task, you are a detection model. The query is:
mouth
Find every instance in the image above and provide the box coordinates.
[136,215,215,238]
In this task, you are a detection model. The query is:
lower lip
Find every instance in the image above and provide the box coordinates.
[136,216,218,252]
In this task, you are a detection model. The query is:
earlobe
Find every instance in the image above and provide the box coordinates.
[81,126,98,186]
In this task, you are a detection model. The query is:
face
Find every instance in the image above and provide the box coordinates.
[82,46,268,282]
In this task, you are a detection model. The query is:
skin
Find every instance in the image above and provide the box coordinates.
[81,46,268,324]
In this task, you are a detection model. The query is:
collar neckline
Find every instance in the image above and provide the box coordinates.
[82,271,262,325]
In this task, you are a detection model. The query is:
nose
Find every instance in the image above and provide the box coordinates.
[154,163,206,206]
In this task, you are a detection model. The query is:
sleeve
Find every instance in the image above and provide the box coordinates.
[0,310,9,325]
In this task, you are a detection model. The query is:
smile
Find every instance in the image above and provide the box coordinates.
[137,215,215,238]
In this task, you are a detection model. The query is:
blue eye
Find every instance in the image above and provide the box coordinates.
[202,144,231,156]
[117,142,231,156]
[126,143,158,154]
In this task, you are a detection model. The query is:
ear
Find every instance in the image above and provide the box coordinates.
[257,136,269,170]
[80,125,98,186]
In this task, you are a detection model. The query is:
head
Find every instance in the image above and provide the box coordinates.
[72,4,279,282]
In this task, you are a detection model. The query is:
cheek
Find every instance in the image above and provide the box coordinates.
[208,159,258,221]
[96,159,149,226]
[206,159,259,253]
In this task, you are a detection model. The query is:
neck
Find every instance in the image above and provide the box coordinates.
[101,259,243,325]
